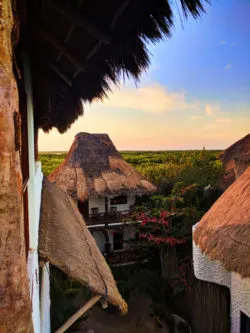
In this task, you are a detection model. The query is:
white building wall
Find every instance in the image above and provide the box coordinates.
[193,224,250,333]
[89,195,135,214]
[109,195,135,212]
[89,196,106,214]
[92,226,136,253]
[40,262,51,333]
[27,162,44,333]
[24,55,50,333]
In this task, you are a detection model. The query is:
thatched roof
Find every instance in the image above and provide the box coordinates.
[193,167,250,278]
[217,133,250,170]
[16,0,205,133]
[234,154,250,179]
[39,177,128,314]
[217,133,250,189]
[48,132,157,200]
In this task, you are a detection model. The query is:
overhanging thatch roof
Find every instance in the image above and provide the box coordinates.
[39,177,128,314]
[48,132,157,200]
[193,167,250,278]
[17,0,205,133]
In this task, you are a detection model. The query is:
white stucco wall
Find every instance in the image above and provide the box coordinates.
[109,195,135,212]
[40,262,51,333]
[89,196,106,214]
[25,55,50,333]
[27,162,43,333]
[92,225,136,253]
[89,195,135,214]
[193,224,250,333]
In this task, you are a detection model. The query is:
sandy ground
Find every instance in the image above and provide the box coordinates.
[77,294,169,333]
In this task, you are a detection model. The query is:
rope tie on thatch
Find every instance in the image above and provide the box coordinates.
[64,193,108,298]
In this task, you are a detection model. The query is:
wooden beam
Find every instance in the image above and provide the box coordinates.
[111,0,130,29]
[50,64,72,86]
[54,294,102,333]
[73,0,130,78]
[49,0,111,44]
[38,28,85,72]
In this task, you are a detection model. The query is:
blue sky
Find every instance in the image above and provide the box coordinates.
[40,0,250,151]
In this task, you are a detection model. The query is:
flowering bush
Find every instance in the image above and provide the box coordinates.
[137,211,187,247]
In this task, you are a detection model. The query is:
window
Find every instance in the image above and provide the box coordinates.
[110,195,127,205]
[241,312,250,333]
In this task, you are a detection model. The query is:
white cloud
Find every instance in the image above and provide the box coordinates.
[100,84,200,113]
[205,104,213,116]
[219,40,228,45]
[205,103,221,116]
[225,64,232,70]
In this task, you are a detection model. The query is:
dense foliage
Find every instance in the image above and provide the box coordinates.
[39,150,224,330]
[40,150,223,192]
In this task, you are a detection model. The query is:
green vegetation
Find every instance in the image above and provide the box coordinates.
[40,150,224,331]
[40,153,66,176]
[40,150,222,189]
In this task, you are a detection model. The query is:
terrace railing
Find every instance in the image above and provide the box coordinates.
[84,209,134,226]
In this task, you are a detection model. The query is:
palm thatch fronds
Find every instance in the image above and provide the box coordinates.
[48,132,157,201]
[39,177,128,314]
[217,133,250,189]
[193,167,250,278]
[19,0,207,132]
[217,133,250,168]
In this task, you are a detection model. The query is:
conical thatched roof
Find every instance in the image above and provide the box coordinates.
[193,167,250,278]
[39,177,128,314]
[48,132,157,201]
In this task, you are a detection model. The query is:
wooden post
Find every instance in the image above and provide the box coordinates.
[104,197,110,252]
[54,295,102,333]
[104,196,109,228]
[0,1,33,332]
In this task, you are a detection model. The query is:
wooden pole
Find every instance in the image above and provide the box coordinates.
[54,294,102,333]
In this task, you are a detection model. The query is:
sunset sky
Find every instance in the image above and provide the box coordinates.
[39,0,250,151]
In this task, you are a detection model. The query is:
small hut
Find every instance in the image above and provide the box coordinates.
[193,166,250,333]
[48,132,157,255]
[217,133,250,190]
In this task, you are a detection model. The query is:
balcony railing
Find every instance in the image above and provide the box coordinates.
[84,209,135,226]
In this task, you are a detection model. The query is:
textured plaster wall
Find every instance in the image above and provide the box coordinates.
[193,225,250,333]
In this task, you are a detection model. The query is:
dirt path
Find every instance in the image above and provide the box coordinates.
[77,294,169,333]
